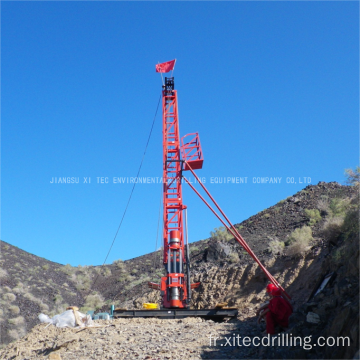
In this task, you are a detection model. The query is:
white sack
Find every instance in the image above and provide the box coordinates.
[38,310,93,328]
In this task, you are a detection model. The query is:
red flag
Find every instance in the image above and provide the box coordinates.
[155,59,176,73]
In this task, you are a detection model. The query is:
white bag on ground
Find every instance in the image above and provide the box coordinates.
[38,310,93,328]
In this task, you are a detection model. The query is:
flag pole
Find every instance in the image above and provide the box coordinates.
[158,61,164,85]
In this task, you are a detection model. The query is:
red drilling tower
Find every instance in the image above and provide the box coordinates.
[148,76,203,308]
[161,77,185,308]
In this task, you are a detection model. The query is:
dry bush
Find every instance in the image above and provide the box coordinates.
[345,166,360,186]
[286,226,313,257]
[60,264,75,275]
[82,293,104,311]
[228,252,240,263]
[0,268,8,279]
[317,197,330,214]
[102,267,112,277]
[113,259,125,269]
[53,294,63,304]
[23,292,49,311]
[8,329,21,340]
[210,226,233,242]
[322,216,345,242]
[268,240,285,255]
[3,293,16,302]
[8,305,20,315]
[8,316,25,326]
[74,273,91,291]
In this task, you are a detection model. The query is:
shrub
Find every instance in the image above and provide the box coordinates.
[304,209,322,226]
[286,226,313,256]
[8,316,25,326]
[8,305,20,315]
[345,166,360,186]
[322,216,344,242]
[39,302,49,312]
[3,293,16,302]
[342,202,359,240]
[102,268,112,277]
[75,274,91,291]
[61,264,74,275]
[228,252,239,263]
[53,294,63,304]
[329,198,351,218]
[190,246,199,254]
[332,247,345,265]
[113,259,125,269]
[0,269,8,279]
[82,293,104,311]
[210,226,233,242]
[317,197,330,215]
[268,240,285,255]
[131,269,138,275]
[8,329,21,340]
[42,264,49,271]
[263,213,271,218]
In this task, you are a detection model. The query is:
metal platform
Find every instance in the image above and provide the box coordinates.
[113,308,238,320]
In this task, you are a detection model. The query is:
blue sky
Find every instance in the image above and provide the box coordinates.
[1,2,358,266]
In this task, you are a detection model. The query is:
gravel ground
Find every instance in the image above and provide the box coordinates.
[0,316,263,360]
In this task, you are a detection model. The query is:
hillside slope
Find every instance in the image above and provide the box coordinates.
[0,181,358,359]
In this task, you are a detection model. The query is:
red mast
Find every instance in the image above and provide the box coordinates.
[148,74,203,308]
[161,77,187,308]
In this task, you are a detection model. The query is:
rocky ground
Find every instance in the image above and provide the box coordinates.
[0,316,265,360]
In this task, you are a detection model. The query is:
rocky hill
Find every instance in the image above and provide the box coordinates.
[0,181,358,359]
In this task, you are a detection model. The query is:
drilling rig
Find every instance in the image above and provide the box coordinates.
[112,60,289,319]
[148,76,203,308]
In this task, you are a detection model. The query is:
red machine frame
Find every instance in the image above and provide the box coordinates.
[148,77,202,308]
[148,75,290,309]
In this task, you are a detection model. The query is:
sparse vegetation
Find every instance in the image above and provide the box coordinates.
[3,293,16,302]
[286,226,313,256]
[113,259,125,269]
[345,166,360,186]
[0,269,8,279]
[8,316,25,326]
[268,239,285,255]
[228,252,240,263]
[102,267,112,277]
[74,273,91,291]
[329,197,351,218]
[190,246,199,254]
[304,209,322,226]
[8,305,20,315]
[210,226,233,242]
[322,216,345,242]
[60,264,75,275]
[80,293,105,313]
